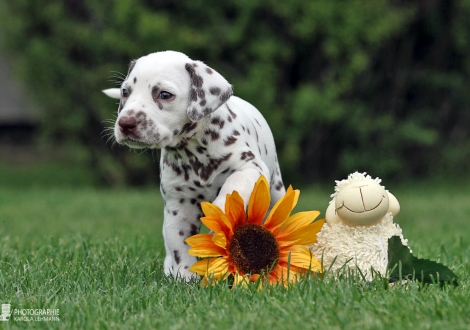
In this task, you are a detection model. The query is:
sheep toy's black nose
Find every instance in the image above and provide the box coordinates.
[118,116,137,134]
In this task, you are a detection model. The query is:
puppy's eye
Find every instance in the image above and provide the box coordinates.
[122,88,130,98]
[159,91,173,100]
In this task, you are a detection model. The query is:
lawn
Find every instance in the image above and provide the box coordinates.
[0,164,469,329]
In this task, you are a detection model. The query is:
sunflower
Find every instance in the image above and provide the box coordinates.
[186,176,324,286]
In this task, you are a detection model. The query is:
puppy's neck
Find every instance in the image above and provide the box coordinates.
[164,108,230,164]
[164,119,209,162]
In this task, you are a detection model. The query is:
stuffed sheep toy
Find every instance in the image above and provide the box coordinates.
[309,172,410,280]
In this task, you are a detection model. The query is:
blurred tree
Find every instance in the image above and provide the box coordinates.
[0,0,469,186]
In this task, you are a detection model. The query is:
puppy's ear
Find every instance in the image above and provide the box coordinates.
[185,61,233,122]
[102,88,121,99]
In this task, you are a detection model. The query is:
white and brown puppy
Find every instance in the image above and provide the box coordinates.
[104,51,285,280]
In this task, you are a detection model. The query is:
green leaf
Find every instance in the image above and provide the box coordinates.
[387,236,458,285]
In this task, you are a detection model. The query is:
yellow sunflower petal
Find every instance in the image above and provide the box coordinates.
[186,233,213,247]
[288,185,300,210]
[200,201,224,218]
[275,211,321,236]
[188,243,227,257]
[278,219,325,246]
[264,188,298,230]
[207,257,230,277]
[221,214,235,235]
[247,176,270,225]
[201,216,231,235]
[226,190,246,227]
[280,245,322,270]
[189,258,218,275]
[279,262,321,280]
[212,231,227,248]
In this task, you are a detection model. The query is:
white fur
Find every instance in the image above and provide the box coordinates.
[104,51,285,280]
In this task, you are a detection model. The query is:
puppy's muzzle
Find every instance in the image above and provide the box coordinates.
[118,116,137,135]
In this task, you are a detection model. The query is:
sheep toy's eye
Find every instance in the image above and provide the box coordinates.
[159,91,173,100]
[122,88,130,98]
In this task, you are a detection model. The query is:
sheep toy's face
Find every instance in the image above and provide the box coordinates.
[325,177,400,227]
[334,180,389,226]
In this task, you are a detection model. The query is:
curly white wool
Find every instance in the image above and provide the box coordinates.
[309,213,410,280]
[329,171,384,203]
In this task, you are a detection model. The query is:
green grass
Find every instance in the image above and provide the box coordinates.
[0,166,470,329]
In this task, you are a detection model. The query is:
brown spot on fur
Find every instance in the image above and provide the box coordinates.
[219,89,232,104]
[189,153,232,181]
[252,162,262,170]
[224,136,237,146]
[133,77,137,84]
[206,67,213,74]
[185,63,203,87]
[173,210,178,216]
[211,116,225,129]
[179,230,184,236]
[227,106,237,119]
[241,151,255,161]
[174,250,181,264]
[179,198,185,204]
[204,129,220,141]
[203,107,212,117]
[197,89,205,99]
[275,181,284,191]
[181,122,198,134]
[196,146,206,154]
[210,87,221,95]
[190,224,199,236]
[182,164,191,181]
[190,88,197,102]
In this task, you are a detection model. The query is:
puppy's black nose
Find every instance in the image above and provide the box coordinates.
[118,116,137,133]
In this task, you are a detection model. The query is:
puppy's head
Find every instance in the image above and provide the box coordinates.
[104,51,232,149]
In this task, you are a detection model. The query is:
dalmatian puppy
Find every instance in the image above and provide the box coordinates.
[103,51,285,280]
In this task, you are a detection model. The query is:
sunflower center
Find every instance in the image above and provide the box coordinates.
[228,224,280,275]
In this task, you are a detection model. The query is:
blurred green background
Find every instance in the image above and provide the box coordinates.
[0,0,470,187]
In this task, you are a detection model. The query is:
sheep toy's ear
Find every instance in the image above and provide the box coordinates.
[387,192,400,216]
[326,202,342,225]
[103,88,121,99]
